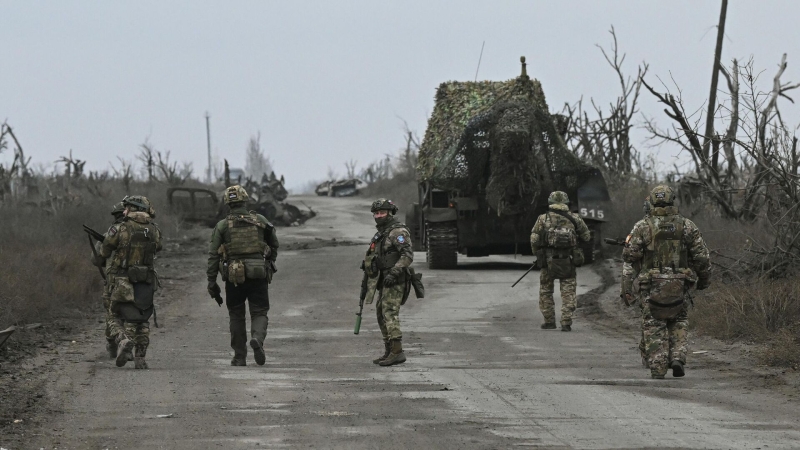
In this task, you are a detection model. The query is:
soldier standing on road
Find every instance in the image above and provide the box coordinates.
[93,196,162,369]
[100,201,131,359]
[621,185,711,379]
[362,199,413,366]
[622,197,652,367]
[530,191,591,331]
[207,185,279,367]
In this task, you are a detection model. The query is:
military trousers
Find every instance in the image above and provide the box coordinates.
[641,301,689,377]
[106,276,151,357]
[376,282,404,341]
[538,268,577,326]
[225,278,270,361]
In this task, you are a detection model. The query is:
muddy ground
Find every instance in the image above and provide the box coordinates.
[1,195,799,449]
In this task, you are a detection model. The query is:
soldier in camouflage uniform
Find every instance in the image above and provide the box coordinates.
[363,199,413,366]
[207,185,279,367]
[622,185,711,379]
[100,201,131,359]
[530,191,591,331]
[621,197,652,366]
[94,196,162,369]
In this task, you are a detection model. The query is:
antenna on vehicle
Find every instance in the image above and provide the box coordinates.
[474,41,485,82]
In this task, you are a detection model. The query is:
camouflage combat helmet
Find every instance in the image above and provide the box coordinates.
[111,201,125,218]
[547,191,570,205]
[224,185,249,205]
[122,195,155,216]
[649,185,675,207]
[370,198,398,215]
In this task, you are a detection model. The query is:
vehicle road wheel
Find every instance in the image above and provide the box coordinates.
[426,222,457,269]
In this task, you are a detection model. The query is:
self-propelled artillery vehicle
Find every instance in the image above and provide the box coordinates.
[408,57,611,269]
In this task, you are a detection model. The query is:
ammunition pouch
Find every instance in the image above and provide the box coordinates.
[547,254,575,279]
[227,260,246,285]
[127,265,151,283]
[571,247,585,267]
[364,254,379,277]
[646,272,688,320]
[243,258,268,280]
[400,268,424,305]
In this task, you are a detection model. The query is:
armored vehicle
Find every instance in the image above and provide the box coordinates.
[408,57,611,269]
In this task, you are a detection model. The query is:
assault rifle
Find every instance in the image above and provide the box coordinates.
[604,237,626,246]
[354,268,368,335]
[83,225,107,281]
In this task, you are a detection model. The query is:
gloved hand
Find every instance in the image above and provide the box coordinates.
[696,277,710,291]
[208,280,222,305]
[383,267,403,288]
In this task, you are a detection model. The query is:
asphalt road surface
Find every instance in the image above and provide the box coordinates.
[25,196,800,449]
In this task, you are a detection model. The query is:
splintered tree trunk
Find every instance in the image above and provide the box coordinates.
[704,0,728,168]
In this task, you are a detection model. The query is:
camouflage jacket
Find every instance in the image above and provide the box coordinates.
[99,212,162,276]
[365,218,413,274]
[621,206,711,297]
[207,206,279,281]
[530,203,591,256]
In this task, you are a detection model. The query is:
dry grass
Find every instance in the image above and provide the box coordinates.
[0,180,184,327]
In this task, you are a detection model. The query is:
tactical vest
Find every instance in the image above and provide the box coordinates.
[371,222,406,271]
[642,214,688,272]
[117,220,159,282]
[225,213,269,259]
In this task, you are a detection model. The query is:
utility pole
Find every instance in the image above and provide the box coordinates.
[205,112,212,183]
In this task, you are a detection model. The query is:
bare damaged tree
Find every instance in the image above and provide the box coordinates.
[561,27,648,179]
[644,54,800,276]
[155,150,192,185]
[137,140,156,182]
[110,157,135,192]
[344,159,358,179]
[56,150,86,179]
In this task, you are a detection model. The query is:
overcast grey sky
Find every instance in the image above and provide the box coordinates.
[2,1,798,190]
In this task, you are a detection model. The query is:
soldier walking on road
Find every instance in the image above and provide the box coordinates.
[530,191,591,331]
[207,185,279,367]
[100,201,133,359]
[362,199,414,366]
[621,185,711,379]
[93,196,162,369]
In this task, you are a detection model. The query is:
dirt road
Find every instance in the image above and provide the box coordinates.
[14,196,800,449]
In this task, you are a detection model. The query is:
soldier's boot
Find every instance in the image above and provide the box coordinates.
[115,339,134,368]
[373,341,391,364]
[541,322,557,330]
[561,325,572,332]
[134,347,148,369]
[250,338,266,366]
[671,360,685,377]
[106,339,118,359]
[379,339,406,366]
[231,358,246,366]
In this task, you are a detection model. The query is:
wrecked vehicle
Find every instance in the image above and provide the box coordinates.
[168,174,314,226]
[314,178,366,197]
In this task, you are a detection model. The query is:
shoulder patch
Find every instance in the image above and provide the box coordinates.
[396,235,406,244]
[109,226,118,236]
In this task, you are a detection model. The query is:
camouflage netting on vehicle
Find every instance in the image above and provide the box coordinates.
[418,73,594,215]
